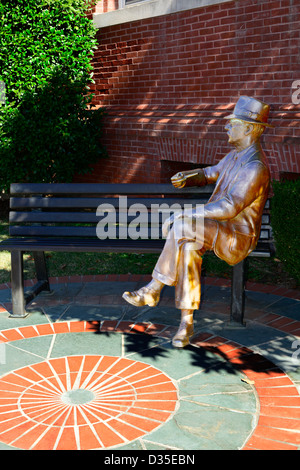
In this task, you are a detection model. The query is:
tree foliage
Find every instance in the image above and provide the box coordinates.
[0,0,107,192]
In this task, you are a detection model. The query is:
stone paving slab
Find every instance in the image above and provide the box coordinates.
[0,275,299,451]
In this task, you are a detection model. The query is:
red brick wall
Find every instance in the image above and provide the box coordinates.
[76,0,300,184]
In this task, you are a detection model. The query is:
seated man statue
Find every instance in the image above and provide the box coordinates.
[122,96,272,348]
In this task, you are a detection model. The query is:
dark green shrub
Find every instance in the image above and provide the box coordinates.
[271,178,300,285]
[0,0,107,192]
[0,72,107,188]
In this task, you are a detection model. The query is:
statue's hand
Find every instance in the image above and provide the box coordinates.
[171,172,187,188]
[171,170,201,188]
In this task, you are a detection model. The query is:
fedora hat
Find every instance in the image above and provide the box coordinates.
[225,96,273,127]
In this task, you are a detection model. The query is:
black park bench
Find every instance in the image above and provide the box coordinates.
[0,183,273,321]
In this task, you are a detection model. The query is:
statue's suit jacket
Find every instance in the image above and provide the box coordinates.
[200,142,270,265]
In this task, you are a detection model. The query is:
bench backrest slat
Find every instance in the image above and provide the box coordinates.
[10,197,210,210]
[10,183,215,195]
[9,226,104,237]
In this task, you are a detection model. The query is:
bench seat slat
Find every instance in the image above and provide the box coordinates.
[0,237,272,257]
[9,226,120,237]
[9,221,271,241]
[248,251,271,258]
[10,212,100,223]
[0,237,166,253]
[9,226,164,237]
[10,212,162,223]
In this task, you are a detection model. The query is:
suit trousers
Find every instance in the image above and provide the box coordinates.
[152,217,218,310]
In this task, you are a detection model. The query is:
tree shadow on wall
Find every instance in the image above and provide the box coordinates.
[91,1,298,183]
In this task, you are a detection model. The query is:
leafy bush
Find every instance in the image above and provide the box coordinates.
[271,178,300,285]
[0,0,107,192]
[0,72,107,188]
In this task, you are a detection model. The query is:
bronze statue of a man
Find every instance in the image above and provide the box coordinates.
[122,96,272,348]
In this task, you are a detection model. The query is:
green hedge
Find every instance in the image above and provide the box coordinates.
[0,0,107,192]
[271,178,300,285]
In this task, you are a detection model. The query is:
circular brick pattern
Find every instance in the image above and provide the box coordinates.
[0,319,299,450]
[0,355,177,450]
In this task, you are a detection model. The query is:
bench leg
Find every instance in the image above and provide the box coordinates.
[230,259,247,326]
[10,251,28,318]
[33,251,50,291]
[24,252,52,305]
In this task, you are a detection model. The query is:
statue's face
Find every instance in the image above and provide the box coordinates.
[225,119,251,147]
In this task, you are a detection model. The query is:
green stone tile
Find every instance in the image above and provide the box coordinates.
[126,344,223,381]
[266,297,300,319]
[253,336,300,376]
[122,305,181,326]
[0,289,11,303]
[33,305,70,322]
[143,413,207,450]
[39,282,83,298]
[4,335,54,360]
[245,291,283,309]
[79,281,137,296]
[0,308,50,330]
[180,382,256,413]
[116,439,145,450]
[287,367,300,383]
[0,340,50,376]
[49,331,122,358]
[146,400,255,450]
[123,333,169,359]
[201,285,232,302]
[0,441,16,450]
[179,367,243,386]
[216,321,288,349]
[56,305,124,322]
[139,440,178,450]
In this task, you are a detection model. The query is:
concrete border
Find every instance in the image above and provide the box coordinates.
[93,0,234,28]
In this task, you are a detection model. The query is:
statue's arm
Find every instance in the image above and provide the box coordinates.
[203,162,269,221]
[171,153,230,189]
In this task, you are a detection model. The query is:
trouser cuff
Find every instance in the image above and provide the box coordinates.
[152,269,176,286]
[175,300,199,310]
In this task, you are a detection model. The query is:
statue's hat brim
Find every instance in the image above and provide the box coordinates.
[224,96,274,128]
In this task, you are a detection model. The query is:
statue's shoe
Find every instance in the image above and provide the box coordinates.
[172,322,194,348]
[122,286,160,307]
